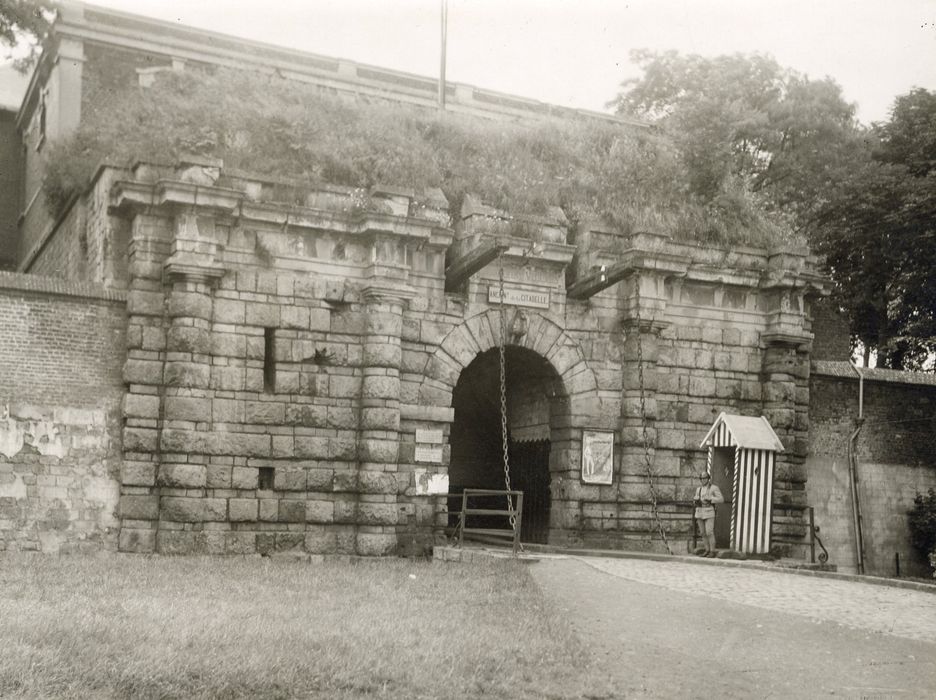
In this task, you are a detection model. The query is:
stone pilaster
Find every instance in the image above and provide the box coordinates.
[355,282,413,555]
[118,215,172,553]
[156,212,225,553]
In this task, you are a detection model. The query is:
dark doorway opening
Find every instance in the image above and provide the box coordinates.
[711,447,734,549]
[508,438,551,543]
[448,346,559,544]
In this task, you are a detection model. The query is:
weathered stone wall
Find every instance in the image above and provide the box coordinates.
[0,109,21,271]
[94,161,827,557]
[807,364,936,576]
[26,168,130,285]
[0,271,126,552]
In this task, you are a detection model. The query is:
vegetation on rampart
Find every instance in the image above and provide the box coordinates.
[43,63,792,248]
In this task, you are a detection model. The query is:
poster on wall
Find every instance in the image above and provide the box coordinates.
[581,430,614,484]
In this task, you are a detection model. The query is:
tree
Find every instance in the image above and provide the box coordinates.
[613,52,935,369]
[0,0,52,70]
[815,89,936,369]
[610,50,861,227]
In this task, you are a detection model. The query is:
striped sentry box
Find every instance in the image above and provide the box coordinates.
[700,413,783,554]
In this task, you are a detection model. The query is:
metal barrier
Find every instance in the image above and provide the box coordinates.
[807,506,830,564]
[456,488,524,555]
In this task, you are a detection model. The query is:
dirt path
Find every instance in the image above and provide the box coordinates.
[529,556,936,699]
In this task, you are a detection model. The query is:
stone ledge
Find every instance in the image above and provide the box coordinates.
[0,271,127,303]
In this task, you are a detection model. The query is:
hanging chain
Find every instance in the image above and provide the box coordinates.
[497,256,518,532]
[634,270,673,554]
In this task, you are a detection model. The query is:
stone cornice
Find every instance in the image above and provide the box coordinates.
[111,175,455,248]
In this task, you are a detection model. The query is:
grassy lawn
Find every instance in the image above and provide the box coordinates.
[0,554,613,699]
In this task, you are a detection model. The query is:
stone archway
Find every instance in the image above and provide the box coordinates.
[417,309,604,544]
[449,345,562,542]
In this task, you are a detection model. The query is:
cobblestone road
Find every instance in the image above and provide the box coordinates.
[575,556,936,643]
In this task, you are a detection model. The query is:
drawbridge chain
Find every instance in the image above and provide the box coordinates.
[497,255,519,534]
[634,270,674,555]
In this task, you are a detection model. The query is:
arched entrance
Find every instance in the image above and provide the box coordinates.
[449,346,565,544]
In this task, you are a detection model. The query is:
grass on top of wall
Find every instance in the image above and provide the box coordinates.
[43,64,795,250]
[0,553,614,699]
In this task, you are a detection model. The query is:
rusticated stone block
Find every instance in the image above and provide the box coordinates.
[219,432,271,457]
[256,533,275,554]
[232,466,259,490]
[161,496,227,522]
[306,468,334,490]
[167,326,211,354]
[119,527,155,553]
[715,378,742,400]
[763,382,795,404]
[124,359,163,385]
[295,436,329,459]
[309,307,331,332]
[304,529,338,554]
[334,500,357,523]
[278,500,306,523]
[245,302,279,327]
[245,401,285,424]
[332,471,358,492]
[326,407,356,429]
[229,498,258,522]
[121,461,156,486]
[330,375,362,399]
[305,500,335,523]
[127,289,165,316]
[167,292,212,320]
[141,326,166,351]
[164,396,211,421]
[158,463,207,488]
[164,362,210,389]
[212,398,244,423]
[156,530,196,554]
[160,428,211,454]
[358,438,398,464]
[356,533,397,556]
[259,499,278,521]
[123,393,160,419]
[285,404,327,427]
[225,532,256,554]
[363,343,402,368]
[688,376,716,397]
[274,468,306,491]
[280,305,309,329]
[194,531,227,555]
[358,502,399,525]
[211,332,245,358]
[119,494,159,520]
[328,437,357,461]
[206,464,232,488]
[360,407,400,431]
[124,427,158,453]
[213,298,245,324]
[358,471,399,495]
[364,311,402,337]
[211,366,245,391]
[275,533,305,551]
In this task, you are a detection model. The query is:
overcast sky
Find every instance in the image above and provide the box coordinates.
[64,0,936,124]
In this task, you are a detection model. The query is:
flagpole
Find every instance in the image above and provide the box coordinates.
[439,0,448,110]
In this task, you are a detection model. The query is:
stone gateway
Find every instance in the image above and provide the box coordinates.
[4,3,933,573]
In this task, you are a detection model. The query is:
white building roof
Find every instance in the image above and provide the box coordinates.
[699,412,784,452]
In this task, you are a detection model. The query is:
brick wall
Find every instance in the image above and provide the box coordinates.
[807,366,936,576]
[0,272,127,552]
